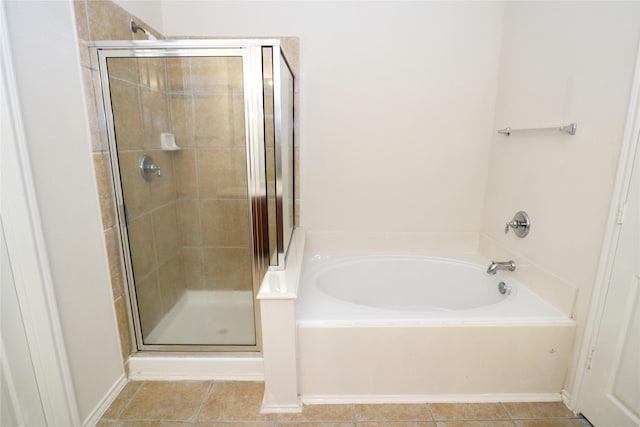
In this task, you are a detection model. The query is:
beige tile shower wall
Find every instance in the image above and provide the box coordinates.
[107,60,187,338]
[168,57,253,292]
[74,0,180,359]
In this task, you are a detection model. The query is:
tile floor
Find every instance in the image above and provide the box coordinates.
[98,381,593,427]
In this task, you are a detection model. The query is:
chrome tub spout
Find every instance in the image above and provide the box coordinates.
[487,260,516,275]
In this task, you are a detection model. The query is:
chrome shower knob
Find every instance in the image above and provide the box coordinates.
[139,154,162,182]
[504,211,530,238]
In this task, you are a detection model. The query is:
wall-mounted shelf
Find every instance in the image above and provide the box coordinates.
[498,122,577,136]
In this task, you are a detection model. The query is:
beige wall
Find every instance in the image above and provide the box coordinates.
[482,2,640,395]
[161,1,505,233]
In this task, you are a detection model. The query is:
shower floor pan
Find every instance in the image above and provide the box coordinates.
[145,290,255,346]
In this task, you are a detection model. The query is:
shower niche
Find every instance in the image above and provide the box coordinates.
[96,40,295,351]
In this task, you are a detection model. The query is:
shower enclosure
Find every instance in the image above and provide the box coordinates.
[95,40,295,351]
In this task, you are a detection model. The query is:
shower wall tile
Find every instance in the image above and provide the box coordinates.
[183,247,205,290]
[194,94,232,146]
[268,197,277,261]
[93,152,117,229]
[89,69,110,152]
[166,58,189,93]
[118,150,151,218]
[149,151,177,208]
[177,199,202,246]
[141,88,170,150]
[189,57,233,92]
[82,68,102,151]
[280,37,300,76]
[169,95,195,147]
[109,78,143,151]
[128,214,156,278]
[294,146,300,196]
[114,296,132,363]
[158,253,186,313]
[138,58,167,92]
[105,226,125,299]
[174,149,198,198]
[108,58,139,84]
[231,92,246,147]
[151,203,181,265]
[135,270,162,337]
[266,147,276,184]
[86,0,132,42]
[73,0,89,42]
[203,248,252,291]
[78,41,92,70]
[200,199,250,247]
[227,59,244,89]
[197,148,248,198]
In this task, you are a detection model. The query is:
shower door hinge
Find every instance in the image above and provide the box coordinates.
[616,203,626,225]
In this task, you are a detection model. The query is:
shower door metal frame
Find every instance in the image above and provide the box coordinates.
[95,40,275,352]
[269,46,297,270]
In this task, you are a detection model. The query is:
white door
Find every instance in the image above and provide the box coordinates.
[578,139,640,426]
[1,223,48,427]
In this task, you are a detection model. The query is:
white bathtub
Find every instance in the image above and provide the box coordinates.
[296,252,576,402]
[297,254,569,325]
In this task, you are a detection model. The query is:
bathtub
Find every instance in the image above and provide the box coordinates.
[296,252,576,402]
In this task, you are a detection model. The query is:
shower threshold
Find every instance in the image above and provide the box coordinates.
[144,290,255,346]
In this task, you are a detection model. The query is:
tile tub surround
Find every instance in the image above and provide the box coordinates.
[98,381,591,426]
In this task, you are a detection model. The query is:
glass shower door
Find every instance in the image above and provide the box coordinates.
[101,50,257,349]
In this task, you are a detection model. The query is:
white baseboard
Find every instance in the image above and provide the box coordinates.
[301,393,563,405]
[127,355,264,381]
[83,374,127,427]
[562,389,577,413]
[261,395,302,414]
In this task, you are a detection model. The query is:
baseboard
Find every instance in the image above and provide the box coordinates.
[261,395,302,414]
[127,354,264,381]
[83,373,127,427]
[562,389,577,413]
[301,393,563,405]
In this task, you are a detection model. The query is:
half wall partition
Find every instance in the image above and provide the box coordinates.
[95,40,295,352]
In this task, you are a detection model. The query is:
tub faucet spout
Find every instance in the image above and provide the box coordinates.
[487,260,516,275]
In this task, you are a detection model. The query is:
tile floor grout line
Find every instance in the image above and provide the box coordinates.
[114,380,146,420]
[511,416,584,420]
[191,379,216,422]
[425,401,435,422]
[500,401,513,420]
